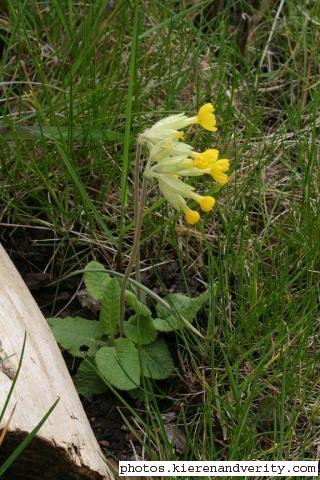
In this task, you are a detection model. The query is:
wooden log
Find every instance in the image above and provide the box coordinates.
[0,243,114,480]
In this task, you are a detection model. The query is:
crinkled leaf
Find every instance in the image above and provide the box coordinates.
[153,290,209,332]
[99,278,120,339]
[124,313,158,345]
[75,360,108,398]
[95,338,140,391]
[152,316,179,332]
[125,289,151,317]
[140,338,174,380]
[48,316,104,357]
[190,289,210,311]
[84,261,111,300]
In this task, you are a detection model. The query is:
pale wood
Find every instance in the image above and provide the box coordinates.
[0,243,114,480]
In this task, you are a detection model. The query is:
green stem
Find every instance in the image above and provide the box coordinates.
[133,144,142,300]
[119,158,147,336]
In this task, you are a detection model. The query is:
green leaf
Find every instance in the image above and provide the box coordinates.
[95,338,140,391]
[152,316,178,332]
[75,360,108,399]
[99,278,120,339]
[84,261,111,300]
[124,313,158,345]
[128,388,153,402]
[153,291,209,332]
[191,290,210,311]
[48,316,104,357]
[125,289,151,317]
[140,338,174,380]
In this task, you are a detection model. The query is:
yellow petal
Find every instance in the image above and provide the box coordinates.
[211,169,228,185]
[193,155,208,169]
[198,103,215,115]
[194,149,219,169]
[202,149,219,161]
[216,158,230,172]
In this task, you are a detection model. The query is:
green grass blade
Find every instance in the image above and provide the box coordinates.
[118,1,140,254]
[0,333,26,425]
[54,141,117,246]
[0,398,59,476]
[0,124,124,142]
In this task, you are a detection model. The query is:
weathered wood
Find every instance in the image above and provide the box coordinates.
[0,243,114,480]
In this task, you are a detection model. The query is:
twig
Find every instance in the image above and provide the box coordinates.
[0,403,17,447]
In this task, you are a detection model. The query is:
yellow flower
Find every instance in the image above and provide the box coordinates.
[139,103,217,147]
[193,149,219,169]
[139,113,192,147]
[183,104,217,132]
[198,196,216,212]
[210,158,230,185]
[191,149,230,186]
[196,103,217,131]
[143,139,220,223]
[156,173,216,225]
[184,208,200,225]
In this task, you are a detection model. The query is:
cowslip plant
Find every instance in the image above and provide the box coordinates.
[49,103,230,397]
[48,261,209,396]
[119,103,230,334]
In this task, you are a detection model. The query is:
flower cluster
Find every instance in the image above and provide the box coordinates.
[139,104,230,225]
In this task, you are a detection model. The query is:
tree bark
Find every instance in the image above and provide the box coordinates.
[0,243,114,480]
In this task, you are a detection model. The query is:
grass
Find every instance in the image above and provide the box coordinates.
[0,0,320,475]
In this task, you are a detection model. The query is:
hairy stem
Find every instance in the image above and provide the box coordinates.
[119,144,147,336]
[133,144,142,300]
